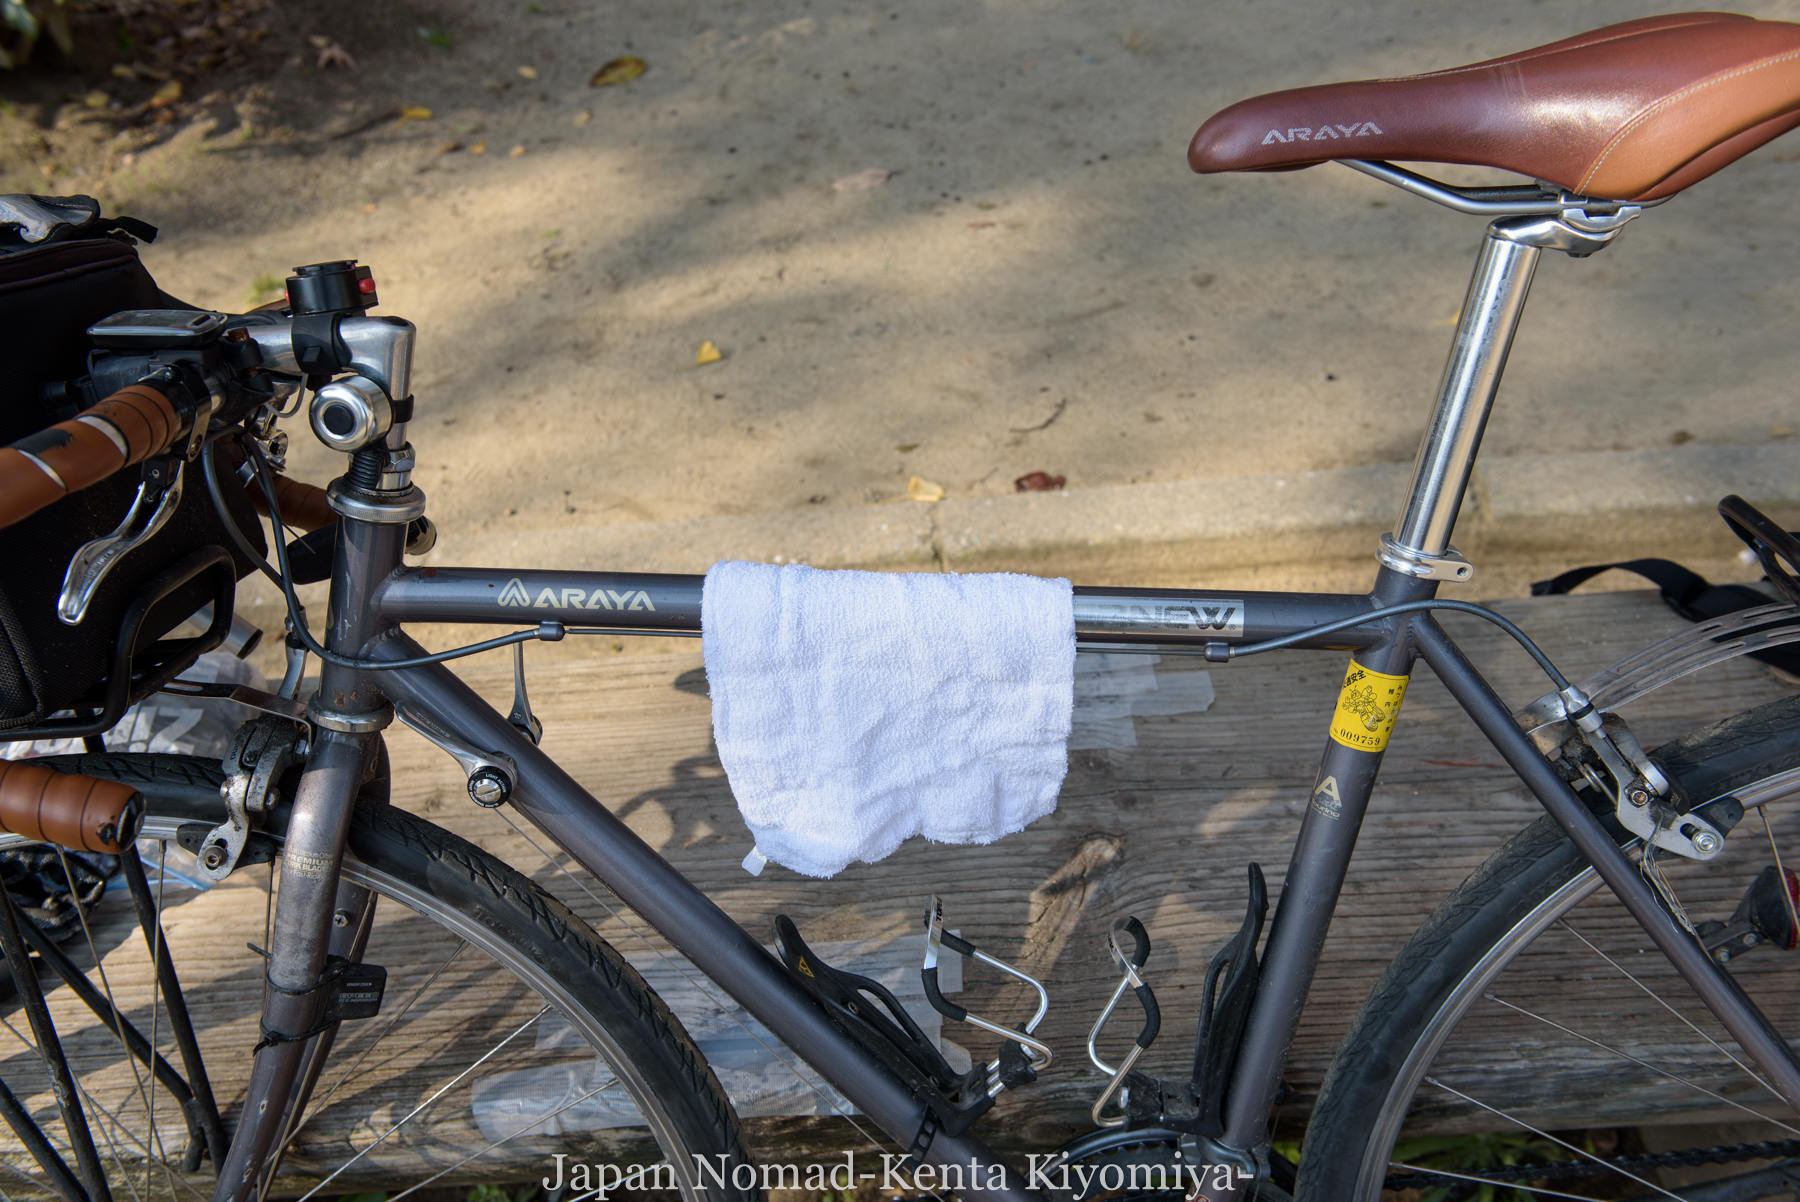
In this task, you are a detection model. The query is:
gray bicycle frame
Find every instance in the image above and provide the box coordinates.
[217,191,1800,1202]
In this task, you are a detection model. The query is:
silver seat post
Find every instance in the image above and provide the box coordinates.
[1380,207,1639,583]
[1379,222,1541,583]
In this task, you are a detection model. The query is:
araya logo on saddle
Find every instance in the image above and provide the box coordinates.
[496,577,657,611]
[1261,121,1383,145]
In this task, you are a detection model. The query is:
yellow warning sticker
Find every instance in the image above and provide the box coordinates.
[1329,660,1409,753]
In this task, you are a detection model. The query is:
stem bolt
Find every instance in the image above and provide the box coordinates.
[1626,784,1652,807]
[1692,831,1721,855]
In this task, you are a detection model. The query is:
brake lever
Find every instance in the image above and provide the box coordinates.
[57,457,184,625]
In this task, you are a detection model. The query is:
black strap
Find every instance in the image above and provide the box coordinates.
[1532,559,1800,674]
[0,194,157,249]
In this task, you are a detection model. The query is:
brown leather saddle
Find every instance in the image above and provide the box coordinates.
[1189,12,1800,202]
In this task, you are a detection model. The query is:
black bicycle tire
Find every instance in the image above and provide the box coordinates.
[4,752,758,1201]
[1296,693,1800,1199]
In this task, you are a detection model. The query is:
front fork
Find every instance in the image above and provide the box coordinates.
[211,516,405,1202]
[211,731,381,1200]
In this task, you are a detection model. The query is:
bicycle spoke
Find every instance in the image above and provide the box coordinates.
[56,846,179,1202]
[0,1070,87,1202]
[1760,808,1800,945]
[73,1072,147,1202]
[144,854,160,1202]
[1420,1076,1686,1201]
[383,1076,625,1202]
[123,841,228,1167]
[1387,1161,1614,1202]
[70,1066,213,1202]
[7,907,207,1144]
[7,784,779,1202]
[4,998,212,1202]
[0,876,111,1201]
[1554,918,1769,1092]
[10,1030,156,1202]
[269,941,471,1157]
[1479,992,1800,1136]
[293,1004,552,1202]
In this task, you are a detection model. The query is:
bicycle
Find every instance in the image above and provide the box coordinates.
[3,10,1800,1201]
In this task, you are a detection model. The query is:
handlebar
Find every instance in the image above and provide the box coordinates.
[0,759,143,853]
[3,266,410,545]
[0,382,181,529]
[255,473,336,532]
[214,438,335,532]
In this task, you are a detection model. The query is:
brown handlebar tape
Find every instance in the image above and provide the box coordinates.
[261,473,336,532]
[214,438,335,532]
[0,382,179,530]
[0,447,64,524]
[0,760,143,854]
[88,383,180,463]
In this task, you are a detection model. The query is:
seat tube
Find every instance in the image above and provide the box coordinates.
[1385,224,1542,572]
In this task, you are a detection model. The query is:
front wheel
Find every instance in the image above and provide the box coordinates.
[0,753,755,1200]
[1299,694,1800,1200]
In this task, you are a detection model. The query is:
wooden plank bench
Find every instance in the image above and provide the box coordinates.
[5,590,1794,1192]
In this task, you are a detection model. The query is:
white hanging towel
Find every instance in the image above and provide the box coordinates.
[701,562,1075,878]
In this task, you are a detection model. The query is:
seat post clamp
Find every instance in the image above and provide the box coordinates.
[1378,533,1473,583]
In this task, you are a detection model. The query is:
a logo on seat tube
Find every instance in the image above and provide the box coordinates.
[496,576,657,611]
[1261,121,1384,146]
[1310,774,1342,821]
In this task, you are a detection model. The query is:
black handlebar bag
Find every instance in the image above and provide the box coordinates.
[0,194,264,739]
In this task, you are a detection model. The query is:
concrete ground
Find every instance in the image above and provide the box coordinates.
[5,0,1799,603]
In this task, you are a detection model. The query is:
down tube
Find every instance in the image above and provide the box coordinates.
[375,637,1042,1201]
[1411,615,1800,1111]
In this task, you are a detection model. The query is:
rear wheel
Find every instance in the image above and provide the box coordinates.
[0,753,754,1200]
[1299,695,1800,1200]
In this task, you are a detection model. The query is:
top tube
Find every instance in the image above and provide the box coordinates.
[372,567,1384,651]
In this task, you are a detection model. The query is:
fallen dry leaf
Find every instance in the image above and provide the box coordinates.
[508,144,527,157]
[906,476,945,503]
[517,65,539,79]
[1014,471,1065,492]
[399,105,434,120]
[315,41,357,70]
[591,56,647,87]
[833,167,891,193]
[469,141,487,154]
[572,109,592,127]
[967,220,996,229]
[434,140,462,155]
[695,340,723,366]
[82,90,110,109]
[148,80,182,108]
